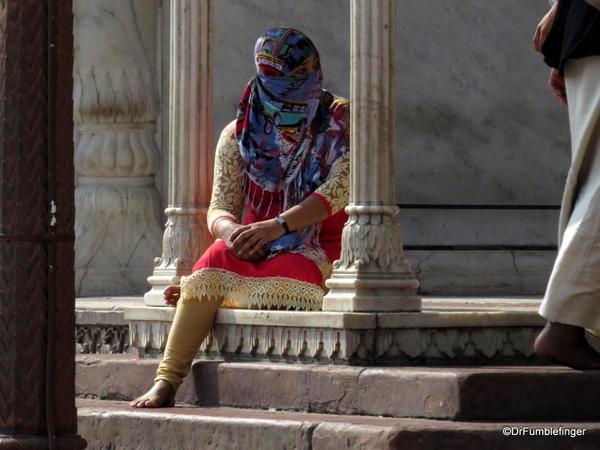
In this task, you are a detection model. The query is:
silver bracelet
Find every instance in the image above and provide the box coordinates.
[275,215,291,234]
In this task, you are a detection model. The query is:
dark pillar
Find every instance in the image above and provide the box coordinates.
[0,0,86,448]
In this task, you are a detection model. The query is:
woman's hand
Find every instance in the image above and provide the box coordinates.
[216,218,268,261]
[549,69,567,104]
[230,219,285,260]
[533,1,558,54]
[164,285,180,307]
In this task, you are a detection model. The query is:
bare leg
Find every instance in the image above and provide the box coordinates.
[130,291,222,408]
[534,321,600,370]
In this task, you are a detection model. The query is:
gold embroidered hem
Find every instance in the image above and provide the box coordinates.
[180,268,324,311]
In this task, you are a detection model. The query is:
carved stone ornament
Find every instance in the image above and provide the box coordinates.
[75,325,130,354]
[335,206,414,273]
[123,319,542,365]
[73,0,163,296]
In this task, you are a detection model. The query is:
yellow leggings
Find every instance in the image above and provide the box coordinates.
[154,297,223,390]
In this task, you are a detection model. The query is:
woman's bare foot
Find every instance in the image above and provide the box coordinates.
[534,322,600,370]
[130,380,175,408]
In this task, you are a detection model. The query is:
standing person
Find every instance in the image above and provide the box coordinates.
[131,27,350,407]
[533,0,600,369]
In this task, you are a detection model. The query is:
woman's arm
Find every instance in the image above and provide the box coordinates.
[310,152,350,217]
[207,122,244,236]
[229,195,329,259]
[208,123,267,261]
[230,153,350,258]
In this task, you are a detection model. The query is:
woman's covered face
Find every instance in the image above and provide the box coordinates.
[254,28,321,78]
[237,27,324,147]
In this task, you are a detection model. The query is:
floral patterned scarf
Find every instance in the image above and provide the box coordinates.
[235,27,349,259]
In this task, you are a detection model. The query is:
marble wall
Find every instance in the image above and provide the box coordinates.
[394,0,570,206]
[212,0,567,206]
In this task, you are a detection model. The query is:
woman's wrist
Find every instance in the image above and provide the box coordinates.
[277,196,329,233]
[213,217,238,240]
[274,215,291,234]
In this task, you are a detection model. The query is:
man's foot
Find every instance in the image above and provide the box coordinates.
[130,380,175,408]
[534,321,600,370]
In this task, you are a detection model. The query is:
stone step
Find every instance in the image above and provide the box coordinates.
[76,355,600,421]
[77,399,600,450]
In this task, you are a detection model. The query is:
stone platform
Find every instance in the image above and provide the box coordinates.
[76,296,549,365]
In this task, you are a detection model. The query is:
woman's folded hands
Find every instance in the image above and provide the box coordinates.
[229,219,285,261]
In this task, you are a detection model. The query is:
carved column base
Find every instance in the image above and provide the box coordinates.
[144,270,183,306]
[323,272,421,312]
[144,207,211,306]
[323,205,422,312]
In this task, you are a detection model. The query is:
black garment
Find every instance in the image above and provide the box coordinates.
[543,0,600,71]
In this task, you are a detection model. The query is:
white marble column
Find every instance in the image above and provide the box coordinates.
[144,0,214,306]
[323,0,421,312]
[74,0,163,296]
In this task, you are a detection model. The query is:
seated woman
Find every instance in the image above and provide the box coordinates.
[131,27,350,408]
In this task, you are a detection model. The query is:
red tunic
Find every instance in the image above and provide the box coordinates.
[180,121,349,310]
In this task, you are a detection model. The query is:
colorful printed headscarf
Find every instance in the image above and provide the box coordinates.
[236,27,349,259]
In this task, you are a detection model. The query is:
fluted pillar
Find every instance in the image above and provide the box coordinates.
[73,0,163,295]
[323,0,421,312]
[144,0,213,306]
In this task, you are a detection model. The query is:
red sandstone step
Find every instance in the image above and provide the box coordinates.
[76,355,600,421]
[77,399,600,450]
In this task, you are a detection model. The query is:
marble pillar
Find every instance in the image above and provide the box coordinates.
[144,0,214,306]
[323,0,421,312]
[73,0,163,296]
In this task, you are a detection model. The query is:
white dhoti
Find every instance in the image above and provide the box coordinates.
[540,55,600,330]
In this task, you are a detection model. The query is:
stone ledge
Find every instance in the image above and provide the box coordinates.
[76,299,544,326]
[123,306,545,329]
[77,297,547,364]
[76,296,144,326]
[123,307,378,329]
[76,357,600,421]
[76,296,144,310]
[77,399,600,450]
[378,310,544,328]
